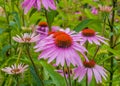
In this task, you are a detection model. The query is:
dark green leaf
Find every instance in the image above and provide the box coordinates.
[29,8,37,18]
[40,60,66,86]
[0,45,11,57]
[46,10,58,28]
[74,19,93,32]
[0,28,5,34]
[11,12,21,30]
[30,66,42,86]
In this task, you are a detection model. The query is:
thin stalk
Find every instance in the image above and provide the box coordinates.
[74,80,77,86]
[93,13,107,59]
[63,67,69,86]
[26,44,44,86]
[85,42,88,86]
[85,41,88,56]
[15,76,19,86]
[86,74,88,86]
[65,62,72,86]
[109,0,117,86]
[22,10,25,26]
[16,47,22,64]
[8,76,12,86]
[93,46,100,59]
[102,16,106,36]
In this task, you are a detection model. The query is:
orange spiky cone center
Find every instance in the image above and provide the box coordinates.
[83,60,96,68]
[82,28,95,37]
[38,21,48,27]
[53,31,73,48]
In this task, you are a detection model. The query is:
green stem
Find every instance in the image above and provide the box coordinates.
[102,16,106,36]
[16,47,22,64]
[26,44,44,86]
[63,67,69,86]
[65,63,72,86]
[22,9,25,26]
[74,80,77,86]
[93,13,107,59]
[15,76,19,86]
[93,46,100,59]
[86,74,88,86]
[109,0,117,86]
[8,76,12,86]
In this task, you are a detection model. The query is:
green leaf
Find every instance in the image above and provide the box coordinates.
[108,48,120,57]
[46,10,58,28]
[40,60,66,86]
[11,12,21,30]
[29,8,37,18]
[74,19,93,32]
[0,28,5,34]
[0,45,11,57]
[30,66,43,86]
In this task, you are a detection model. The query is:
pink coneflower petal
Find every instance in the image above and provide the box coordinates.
[22,0,56,14]
[79,28,108,45]
[56,68,73,78]
[13,33,40,43]
[37,0,41,10]
[87,68,93,83]
[74,67,83,79]
[35,28,87,66]
[95,65,107,80]
[78,68,87,82]
[74,60,107,84]
[92,37,101,45]
[93,68,102,83]
[1,63,28,75]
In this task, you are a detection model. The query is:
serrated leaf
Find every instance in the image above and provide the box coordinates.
[40,60,66,86]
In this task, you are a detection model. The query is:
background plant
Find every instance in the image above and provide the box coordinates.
[0,0,120,86]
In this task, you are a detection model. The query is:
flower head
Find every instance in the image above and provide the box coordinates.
[13,33,40,43]
[22,0,56,14]
[74,60,107,84]
[56,68,73,78]
[34,28,88,66]
[36,21,61,40]
[1,63,28,74]
[91,7,98,15]
[99,5,112,13]
[79,27,108,45]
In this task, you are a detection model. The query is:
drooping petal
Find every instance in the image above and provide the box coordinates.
[87,68,93,83]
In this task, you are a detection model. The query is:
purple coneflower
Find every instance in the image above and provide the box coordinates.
[56,68,73,78]
[79,27,108,45]
[13,33,40,43]
[91,7,98,15]
[36,21,60,40]
[98,5,112,13]
[74,60,107,83]
[1,63,28,74]
[22,0,56,14]
[34,28,88,66]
